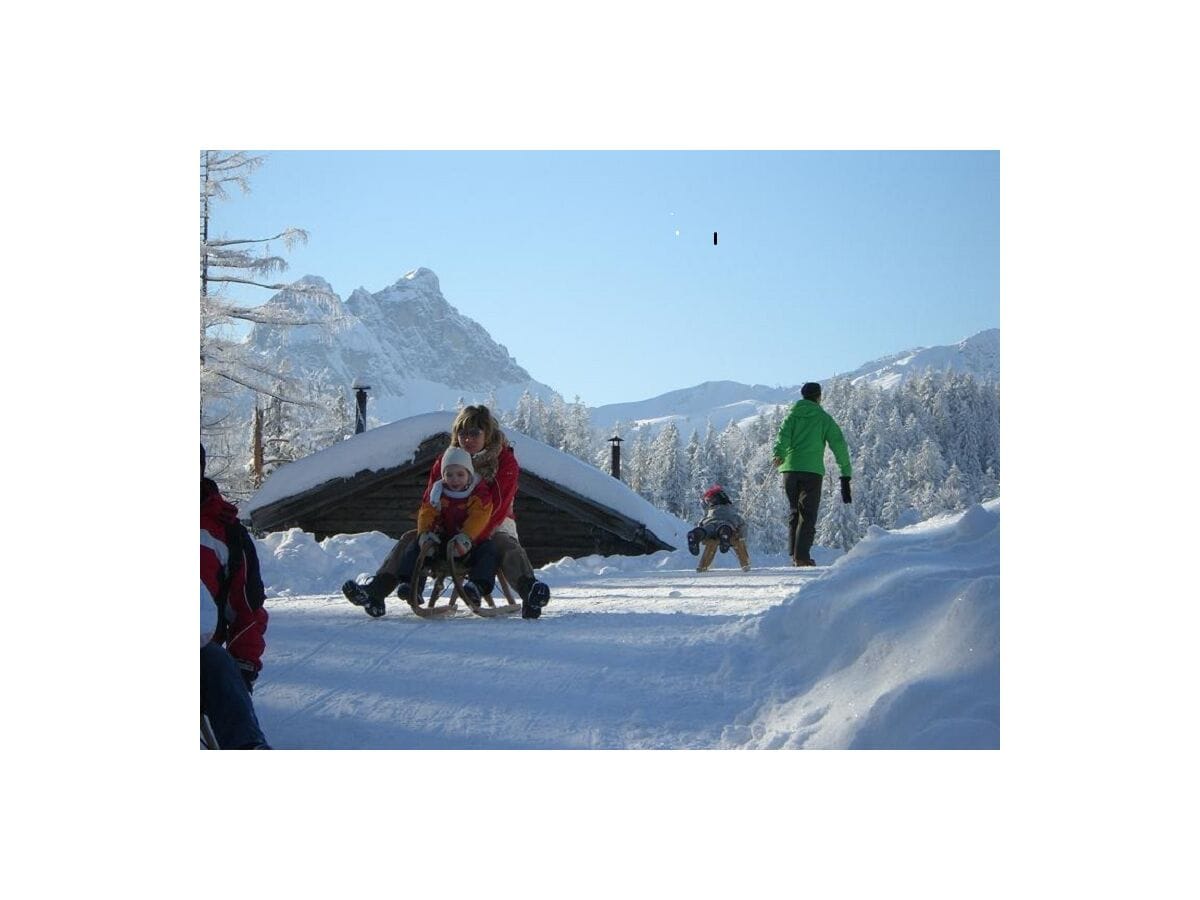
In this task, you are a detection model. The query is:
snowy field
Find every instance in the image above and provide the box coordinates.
[248,500,1000,750]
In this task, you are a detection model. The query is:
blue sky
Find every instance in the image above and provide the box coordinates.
[209,150,998,407]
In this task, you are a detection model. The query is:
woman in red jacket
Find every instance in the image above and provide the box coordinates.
[343,405,551,618]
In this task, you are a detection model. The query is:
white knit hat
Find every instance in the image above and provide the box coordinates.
[441,446,475,476]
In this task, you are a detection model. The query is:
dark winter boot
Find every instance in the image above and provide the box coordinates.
[716,524,734,553]
[687,527,704,556]
[528,580,550,609]
[458,580,483,608]
[397,575,431,605]
[343,573,398,617]
[342,580,370,607]
[517,575,551,609]
[518,575,548,618]
[794,557,816,567]
[365,594,387,617]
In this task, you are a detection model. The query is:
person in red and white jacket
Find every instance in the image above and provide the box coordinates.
[201,445,269,749]
[201,448,268,684]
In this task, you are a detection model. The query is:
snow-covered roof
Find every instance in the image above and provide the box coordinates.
[245,411,688,547]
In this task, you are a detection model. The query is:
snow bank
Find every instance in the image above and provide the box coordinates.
[256,529,398,598]
[255,534,693,600]
[721,500,1000,749]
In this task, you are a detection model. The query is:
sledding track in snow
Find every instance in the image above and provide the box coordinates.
[253,563,817,749]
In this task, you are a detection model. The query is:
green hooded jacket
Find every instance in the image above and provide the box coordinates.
[773,400,852,477]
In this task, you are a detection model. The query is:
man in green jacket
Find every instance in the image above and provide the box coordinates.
[772,382,853,566]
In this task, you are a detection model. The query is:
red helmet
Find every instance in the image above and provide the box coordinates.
[702,485,730,506]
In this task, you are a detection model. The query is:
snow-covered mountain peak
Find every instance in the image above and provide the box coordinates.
[240,267,559,426]
[401,266,440,288]
[293,274,334,291]
[374,267,442,302]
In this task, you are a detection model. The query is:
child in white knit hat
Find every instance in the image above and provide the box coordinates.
[418,446,492,556]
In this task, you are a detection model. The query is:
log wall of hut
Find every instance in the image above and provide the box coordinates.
[249,434,672,567]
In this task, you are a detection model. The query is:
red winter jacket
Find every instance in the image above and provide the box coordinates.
[201,478,268,672]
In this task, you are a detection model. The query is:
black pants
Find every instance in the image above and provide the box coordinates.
[201,643,268,750]
[783,471,823,561]
[395,537,498,594]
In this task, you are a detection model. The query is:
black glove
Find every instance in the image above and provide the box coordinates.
[840,476,852,504]
[235,659,259,694]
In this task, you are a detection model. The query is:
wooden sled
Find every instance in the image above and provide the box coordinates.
[403,531,523,620]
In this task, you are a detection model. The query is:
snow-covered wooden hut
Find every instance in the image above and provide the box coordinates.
[244,412,683,566]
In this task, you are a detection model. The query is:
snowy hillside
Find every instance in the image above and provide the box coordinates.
[589,329,1000,436]
[243,268,560,423]
[246,500,999,749]
[842,327,1000,389]
[589,380,804,438]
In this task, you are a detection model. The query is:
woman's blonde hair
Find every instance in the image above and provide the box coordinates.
[451,405,500,448]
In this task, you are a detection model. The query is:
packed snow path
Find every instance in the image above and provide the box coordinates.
[249,502,1000,750]
[254,563,813,750]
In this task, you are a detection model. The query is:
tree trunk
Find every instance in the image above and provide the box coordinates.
[252,406,264,487]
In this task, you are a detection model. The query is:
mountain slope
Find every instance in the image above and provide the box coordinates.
[589,380,803,438]
[841,327,999,389]
[589,328,999,435]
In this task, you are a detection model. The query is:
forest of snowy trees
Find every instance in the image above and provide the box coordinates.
[498,372,1000,554]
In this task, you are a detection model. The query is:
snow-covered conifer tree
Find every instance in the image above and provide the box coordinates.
[683,430,707,522]
[562,396,596,461]
[627,428,651,494]
[542,395,567,450]
[935,463,970,513]
[511,390,538,438]
[700,420,725,493]
[717,421,747,494]
[644,424,687,517]
[909,438,949,516]
[819,493,865,551]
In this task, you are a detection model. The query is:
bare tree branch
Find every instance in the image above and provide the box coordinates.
[207,228,308,248]
[208,367,324,408]
[206,274,298,291]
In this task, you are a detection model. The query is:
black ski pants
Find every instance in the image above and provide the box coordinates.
[201,643,268,749]
[783,471,823,562]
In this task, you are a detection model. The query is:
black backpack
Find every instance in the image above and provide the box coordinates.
[212,520,266,644]
[230,521,266,611]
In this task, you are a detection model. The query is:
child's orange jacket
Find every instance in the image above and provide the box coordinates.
[417,474,494,542]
